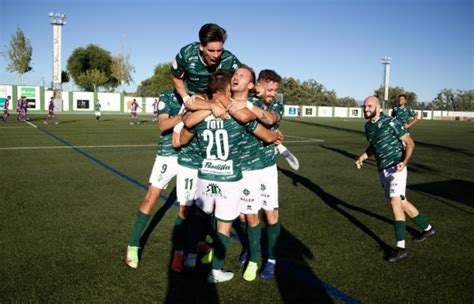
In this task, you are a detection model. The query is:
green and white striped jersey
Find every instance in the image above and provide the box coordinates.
[156,91,181,157]
[189,115,245,182]
[365,113,408,171]
[391,106,416,125]
[171,42,240,96]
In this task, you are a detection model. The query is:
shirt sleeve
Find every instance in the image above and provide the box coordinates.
[389,118,408,138]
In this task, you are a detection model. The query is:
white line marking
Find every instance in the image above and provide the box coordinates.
[0,126,30,129]
[285,135,324,142]
[24,120,38,129]
[0,144,157,151]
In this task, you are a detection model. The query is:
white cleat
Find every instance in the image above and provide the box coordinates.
[207,269,234,283]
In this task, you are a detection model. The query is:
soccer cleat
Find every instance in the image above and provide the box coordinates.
[260,261,276,279]
[184,253,197,269]
[207,269,234,284]
[171,252,184,273]
[239,250,248,264]
[387,247,408,262]
[413,228,436,242]
[200,248,213,264]
[125,246,139,269]
[277,144,299,171]
[243,261,258,281]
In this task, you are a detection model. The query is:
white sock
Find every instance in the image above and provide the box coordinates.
[424,225,432,231]
[267,259,276,264]
[396,240,406,249]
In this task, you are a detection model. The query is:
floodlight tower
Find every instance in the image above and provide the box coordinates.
[49,12,66,100]
[380,56,391,111]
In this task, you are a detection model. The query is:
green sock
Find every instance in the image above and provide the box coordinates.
[411,214,429,230]
[394,220,406,242]
[173,215,187,251]
[239,220,249,249]
[267,222,281,260]
[248,223,261,263]
[129,211,149,247]
[212,232,230,270]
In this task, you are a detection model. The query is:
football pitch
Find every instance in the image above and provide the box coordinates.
[1,114,472,303]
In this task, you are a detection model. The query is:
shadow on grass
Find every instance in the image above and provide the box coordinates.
[57,120,76,124]
[278,167,420,258]
[165,215,218,304]
[139,187,177,250]
[409,179,474,208]
[274,225,336,303]
[286,119,473,156]
[319,145,377,168]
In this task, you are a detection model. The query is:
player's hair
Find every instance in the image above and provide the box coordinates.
[208,70,233,96]
[399,94,407,99]
[199,23,227,45]
[258,69,282,83]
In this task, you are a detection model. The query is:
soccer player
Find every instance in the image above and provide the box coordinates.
[355,96,435,262]
[229,69,285,279]
[44,97,59,125]
[152,98,159,122]
[125,92,183,269]
[3,95,11,122]
[129,98,140,125]
[20,96,29,121]
[391,94,418,131]
[180,68,281,283]
[171,23,240,105]
[94,100,102,122]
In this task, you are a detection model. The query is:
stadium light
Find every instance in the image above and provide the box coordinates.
[49,12,66,101]
[380,56,391,111]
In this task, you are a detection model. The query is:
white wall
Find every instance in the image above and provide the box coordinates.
[421,111,432,120]
[317,106,333,117]
[145,97,159,113]
[349,107,362,118]
[97,92,121,111]
[334,107,348,118]
[0,85,13,109]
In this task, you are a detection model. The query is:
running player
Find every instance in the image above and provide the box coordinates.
[391,94,418,131]
[130,99,140,125]
[95,100,101,122]
[125,92,183,269]
[44,97,59,125]
[356,96,435,262]
[2,96,11,122]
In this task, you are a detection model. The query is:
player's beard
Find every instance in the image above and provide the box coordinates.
[364,110,376,119]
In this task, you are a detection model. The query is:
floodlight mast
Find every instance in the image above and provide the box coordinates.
[380,56,391,111]
[49,12,66,100]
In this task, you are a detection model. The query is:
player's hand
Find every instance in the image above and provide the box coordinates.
[275,130,284,145]
[403,123,410,129]
[355,158,364,169]
[211,103,229,119]
[184,94,205,109]
[227,99,247,113]
[396,162,406,172]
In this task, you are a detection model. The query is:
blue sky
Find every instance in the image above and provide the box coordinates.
[0,0,472,102]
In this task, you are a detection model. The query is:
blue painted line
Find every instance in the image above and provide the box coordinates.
[35,124,358,304]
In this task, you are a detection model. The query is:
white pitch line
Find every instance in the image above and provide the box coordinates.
[24,120,38,129]
[0,126,30,129]
[0,144,157,151]
[285,135,324,142]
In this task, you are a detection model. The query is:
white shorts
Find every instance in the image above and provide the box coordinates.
[95,111,101,116]
[259,164,279,211]
[379,166,407,199]
[195,178,242,222]
[148,155,178,189]
[240,170,263,214]
[176,165,198,206]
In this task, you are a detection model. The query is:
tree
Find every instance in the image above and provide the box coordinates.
[67,44,117,91]
[61,70,70,84]
[111,40,135,92]
[3,27,33,84]
[336,97,358,107]
[373,86,418,109]
[76,69,108,93]
[136,62,174,97]
[432,89,473,111]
